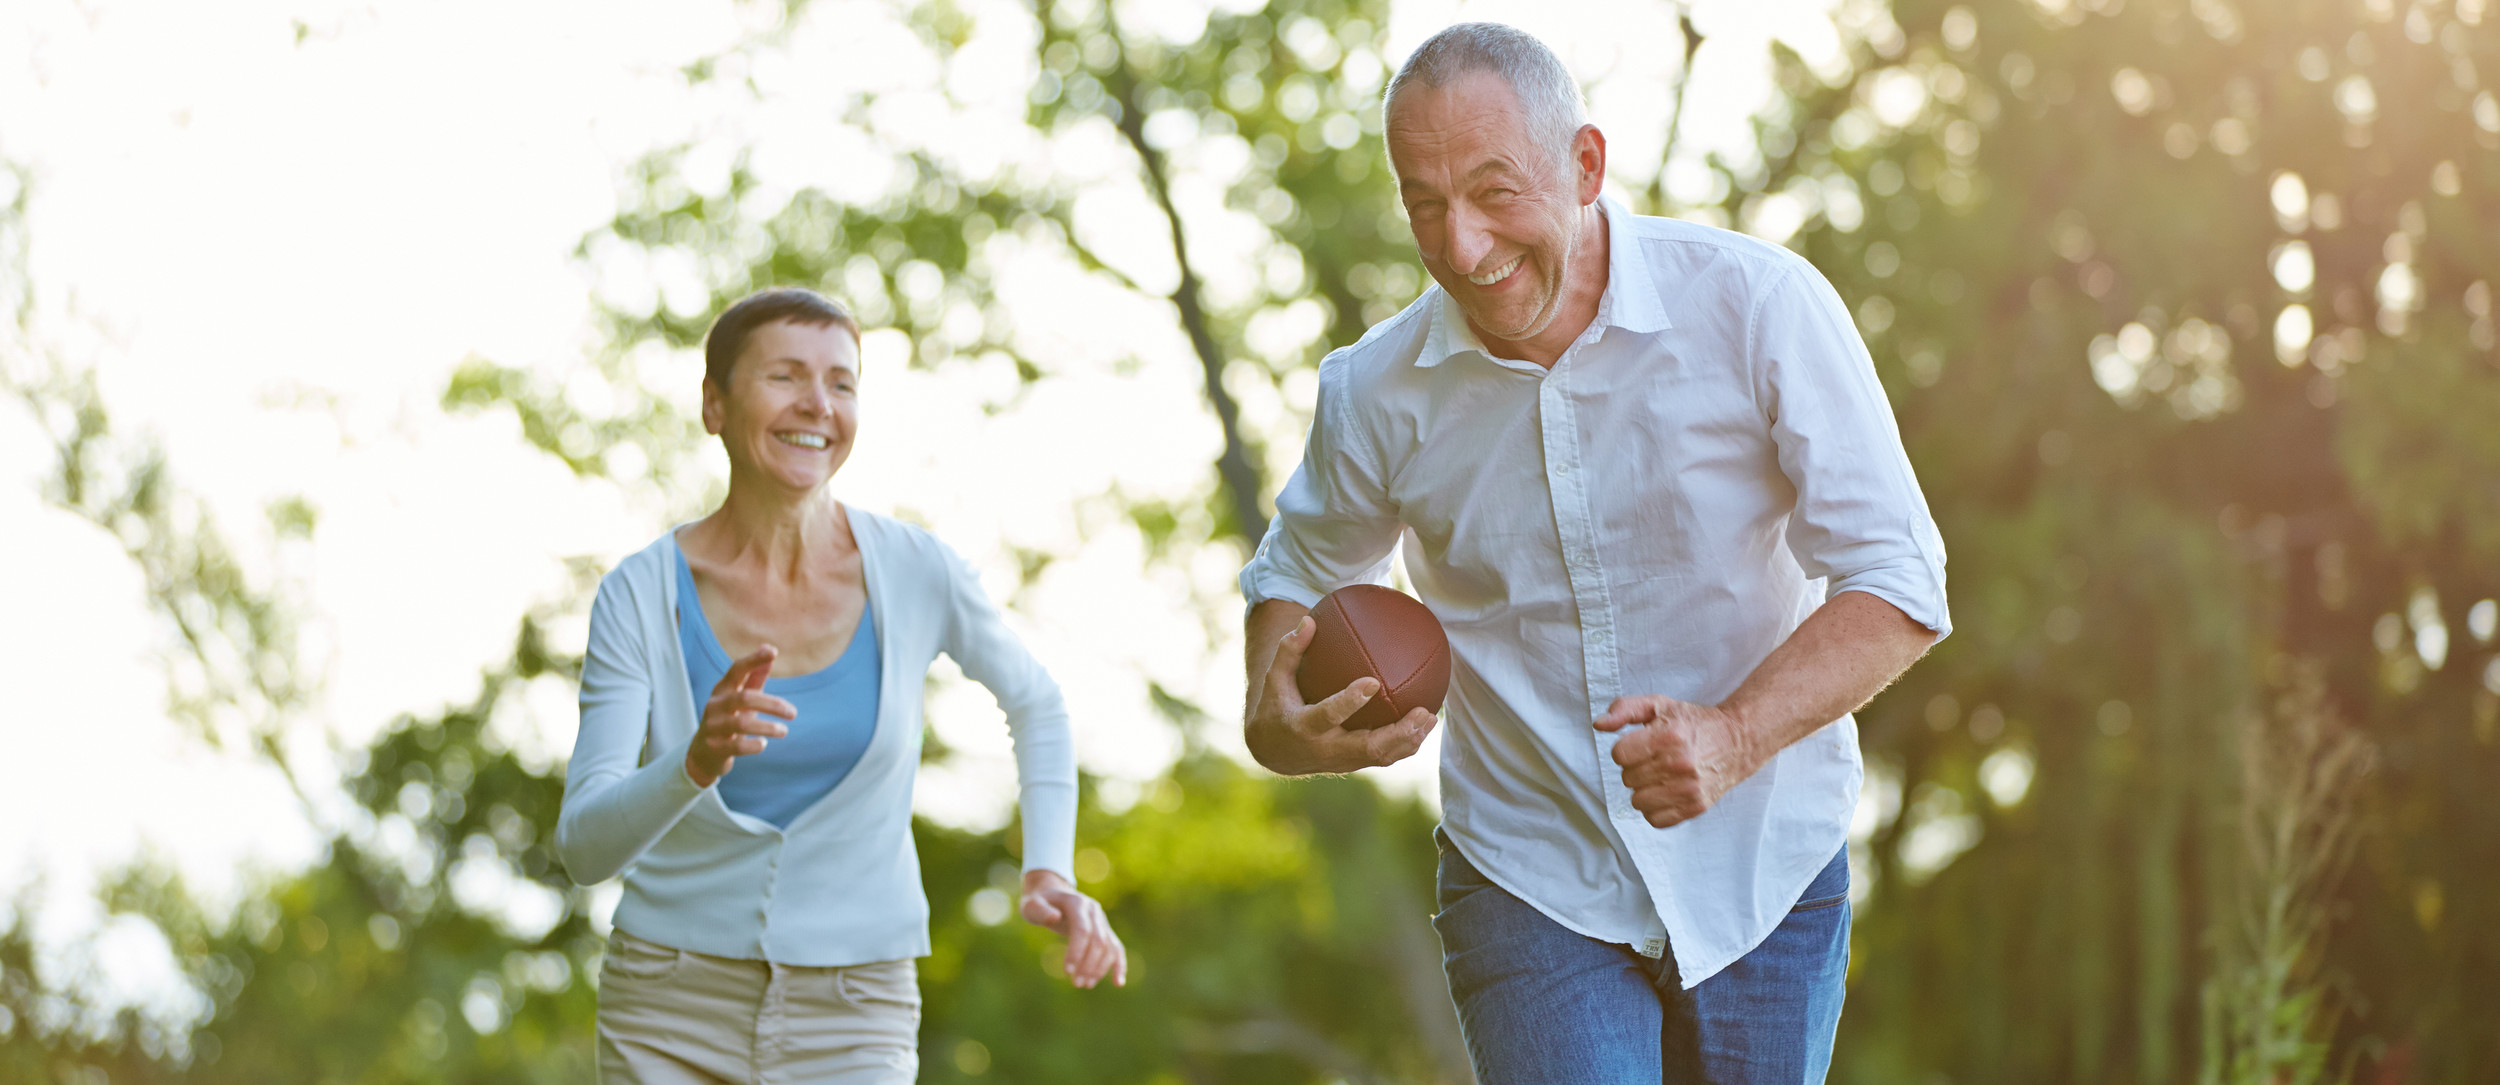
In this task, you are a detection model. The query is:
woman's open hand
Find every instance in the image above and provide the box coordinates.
[1019,869,1126,989]
[685,646,794,788]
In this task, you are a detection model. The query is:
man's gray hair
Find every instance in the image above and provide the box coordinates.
[1382,23,1588,163]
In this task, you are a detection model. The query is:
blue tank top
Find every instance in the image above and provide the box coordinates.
[676,548,880,830]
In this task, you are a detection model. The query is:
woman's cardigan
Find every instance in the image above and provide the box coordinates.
[555,507,1076,966]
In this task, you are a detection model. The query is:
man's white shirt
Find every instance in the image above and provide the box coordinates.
[1240,195,1950,987]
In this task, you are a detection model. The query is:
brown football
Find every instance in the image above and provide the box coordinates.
[1295,584,1451,731]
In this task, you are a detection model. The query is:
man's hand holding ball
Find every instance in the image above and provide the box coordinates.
[1595,696,1764,829]
[685,645,794,788]
[1246,586,1450,777]
[1250,621,1436,777]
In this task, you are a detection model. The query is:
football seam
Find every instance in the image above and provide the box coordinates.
[1346,621,1399,720]
[1396,638,1450,710]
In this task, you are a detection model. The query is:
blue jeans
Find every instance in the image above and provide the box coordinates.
[1431,830,1851,1085]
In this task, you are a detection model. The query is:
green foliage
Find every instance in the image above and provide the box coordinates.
[441,357,703,485]
[1733,1,2497,1081]
[913,757,1450,1084]
[2200,669,2374,1085]
[5,360,313,763]
[8,0,2500,1081]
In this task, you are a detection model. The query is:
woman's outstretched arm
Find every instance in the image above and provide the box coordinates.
[937,541,1124,987]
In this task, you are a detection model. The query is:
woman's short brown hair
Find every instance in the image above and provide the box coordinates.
[702,288,862,389]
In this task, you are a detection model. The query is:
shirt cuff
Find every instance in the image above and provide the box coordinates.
[1826,570,1952,641]
[1018,797,1078,883]
[661,733,713,796]
[1239,566,1329,612]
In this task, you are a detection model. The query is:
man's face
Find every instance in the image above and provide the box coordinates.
[1387,71,1596,343]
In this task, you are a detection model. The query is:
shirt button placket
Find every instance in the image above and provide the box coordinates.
[1539,358,1616,729]
[1542,353,1641,838]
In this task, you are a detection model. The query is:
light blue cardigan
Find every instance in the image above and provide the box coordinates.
[556,507,1077,966]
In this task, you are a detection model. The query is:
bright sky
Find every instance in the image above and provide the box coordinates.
[0,0,1869,1022]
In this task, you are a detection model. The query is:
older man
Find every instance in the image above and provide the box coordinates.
[1237,22,1950,1085]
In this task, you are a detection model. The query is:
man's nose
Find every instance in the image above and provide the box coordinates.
[1443,201,1497,276]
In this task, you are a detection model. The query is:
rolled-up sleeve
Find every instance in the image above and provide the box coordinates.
[936,541,1078,882]
[1239,362,1404,609]
[556,574,708,885]
[1752,264,1952,639]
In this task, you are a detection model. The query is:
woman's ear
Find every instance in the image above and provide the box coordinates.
[700,378,726,436]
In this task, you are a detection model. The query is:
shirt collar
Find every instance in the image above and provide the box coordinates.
[1417,192,1673,368]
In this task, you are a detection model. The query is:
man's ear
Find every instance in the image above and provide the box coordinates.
[1574,124,1608,205]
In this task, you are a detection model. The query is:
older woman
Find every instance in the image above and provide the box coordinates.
[557,287,1123,1083]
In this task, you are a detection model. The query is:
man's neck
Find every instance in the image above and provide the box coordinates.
[1474,202,1611,370]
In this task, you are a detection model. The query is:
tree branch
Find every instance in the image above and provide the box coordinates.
[1095,8,1269,549]
[1640,10,1706,216]
[1058,229,1152,297]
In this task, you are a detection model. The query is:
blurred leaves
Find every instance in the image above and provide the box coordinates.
[3,357,314,773]
[8,0,2500,1082]
[1745,1,2500,1081]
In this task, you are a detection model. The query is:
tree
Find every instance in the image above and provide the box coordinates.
[8,0,2499,1081]
[1710,0,2497,1080]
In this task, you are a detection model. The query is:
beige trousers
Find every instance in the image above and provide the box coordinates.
[596,930,920,1084]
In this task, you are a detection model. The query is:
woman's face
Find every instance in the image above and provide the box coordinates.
[702,319,861,495]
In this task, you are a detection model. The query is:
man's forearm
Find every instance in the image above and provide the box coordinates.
[1720,590,1937,762]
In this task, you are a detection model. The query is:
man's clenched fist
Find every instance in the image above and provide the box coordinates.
[1594,695,1764,828]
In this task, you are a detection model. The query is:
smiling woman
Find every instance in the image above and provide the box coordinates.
[554,287,1127,1083]
[700,290,864,491]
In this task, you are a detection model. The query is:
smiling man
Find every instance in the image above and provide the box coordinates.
[1237,23,1951,1084]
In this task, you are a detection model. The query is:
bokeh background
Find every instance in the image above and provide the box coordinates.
[3,0,2494,1081]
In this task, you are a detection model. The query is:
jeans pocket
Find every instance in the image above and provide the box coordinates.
[1787,846,1852,913]
[1432,830,1498,920]
[839,960,922,1026]
[603,933,683,983]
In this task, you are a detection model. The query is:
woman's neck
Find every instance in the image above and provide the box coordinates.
[694,483,850,583]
